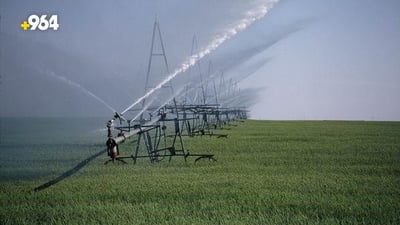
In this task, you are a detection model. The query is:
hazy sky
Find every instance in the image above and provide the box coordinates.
[0,0,399,120]
[242,0,400,120]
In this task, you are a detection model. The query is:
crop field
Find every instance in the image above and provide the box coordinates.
[1,120,400,224]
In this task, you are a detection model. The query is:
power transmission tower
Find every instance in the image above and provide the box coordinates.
[140,18,174,121]
[139,18,187,159]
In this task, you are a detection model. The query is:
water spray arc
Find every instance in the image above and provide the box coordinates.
[44,70,117,113]
[120,1,278,115]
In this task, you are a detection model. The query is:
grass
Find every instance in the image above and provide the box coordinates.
[1,120,400,224]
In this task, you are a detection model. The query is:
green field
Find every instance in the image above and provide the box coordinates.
[1,120,400,224]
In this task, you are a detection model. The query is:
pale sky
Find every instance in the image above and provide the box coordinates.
[0,0,399,120]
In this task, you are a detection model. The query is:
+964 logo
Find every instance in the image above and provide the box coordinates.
[20,14,59,31]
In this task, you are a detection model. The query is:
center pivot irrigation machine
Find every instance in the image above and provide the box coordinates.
[104,20,248,164]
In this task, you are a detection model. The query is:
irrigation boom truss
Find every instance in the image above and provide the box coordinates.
[105,20,248,164]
